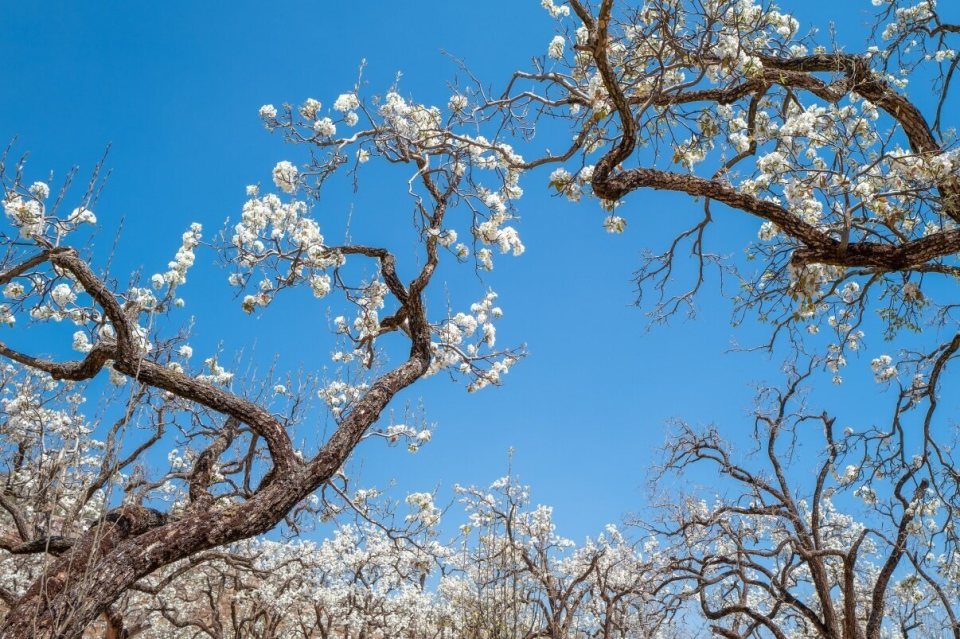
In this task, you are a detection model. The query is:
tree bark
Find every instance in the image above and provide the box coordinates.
[1,340,430,639]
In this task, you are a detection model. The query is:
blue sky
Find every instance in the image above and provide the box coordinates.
[1,1,952,542]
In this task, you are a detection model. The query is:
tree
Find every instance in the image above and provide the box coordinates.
[0,74,519,635]
[443,475,675,639]
[55,476,675,638]
[4,0,960,636]
[653,360,960,638]
[488,0,960,636]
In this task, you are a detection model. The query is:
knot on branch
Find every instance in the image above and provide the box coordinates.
[99,505,168,538]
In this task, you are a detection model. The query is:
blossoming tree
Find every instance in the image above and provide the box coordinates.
[0,73,522,635]
[96,475,676,638]
[498,0,960,636]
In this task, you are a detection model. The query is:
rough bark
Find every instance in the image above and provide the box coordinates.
[0,237,434,637]
[565,0,960,276]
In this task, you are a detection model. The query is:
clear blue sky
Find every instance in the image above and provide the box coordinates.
[1,1,949,542]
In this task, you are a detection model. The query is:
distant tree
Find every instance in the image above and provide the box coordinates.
[72,478,676,638]
[653,359,959,638]
[442,475,675,639]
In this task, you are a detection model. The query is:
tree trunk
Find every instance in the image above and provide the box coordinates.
[2,345,431,638]
[2,458,358,636]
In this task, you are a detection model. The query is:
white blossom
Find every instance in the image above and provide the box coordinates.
[272,161,299,193]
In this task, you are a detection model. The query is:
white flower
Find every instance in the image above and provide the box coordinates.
[902,282,924,303]
[333,93,360,112]
[839,464,859,485]
[449,94,469,112]
[0,304,14,326]
[313,117,336,137]
[158,223,202,287]
[299,98,321,119]
[68,207,96,225]
[178,345,193,359]
[541,0,571,18]
[29,181,50,200]
[550,167,573,187]
[548,35,566,59]
[603,215,626,233]
[72,331,93,353]
[309,273,331,298]
[259,104,277,119]
[357,148,370,163]
[198,357,234,385]
[343,111,359,127]
[477,248,493,270]
[758,221,779,241]
[840,281,860,303]
[934,49,956,63]
[272,161,298,193]
[4,196,44,236]
[3,282,25,299]
[405,492,440,526]
[50,283,76,306]
[871,354,897,383]
[438,229,458,247]
[855,485,878,505]
[241,294,262,313]
[109,364,126,386]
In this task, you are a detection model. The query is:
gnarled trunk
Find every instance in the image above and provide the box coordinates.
[1,349,430,638]
[0,483,297,639]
